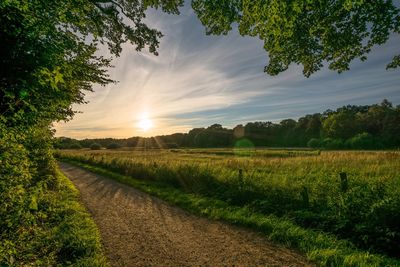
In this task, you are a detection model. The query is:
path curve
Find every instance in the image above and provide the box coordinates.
[59,162,313,267]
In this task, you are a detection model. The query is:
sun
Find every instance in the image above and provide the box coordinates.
[138,118,153,132]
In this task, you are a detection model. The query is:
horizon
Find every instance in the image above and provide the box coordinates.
[55,98,398,140]
[54,4,400,139]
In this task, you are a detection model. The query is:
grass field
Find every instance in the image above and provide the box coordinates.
[57,148,400,266]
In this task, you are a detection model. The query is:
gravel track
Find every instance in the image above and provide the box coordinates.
[59,162,313,267]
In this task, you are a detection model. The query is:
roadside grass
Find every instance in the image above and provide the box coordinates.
[60,158,400,267]
[0,168,108,266]
[52,169,108,266]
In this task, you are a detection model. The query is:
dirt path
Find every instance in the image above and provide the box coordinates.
[59,162,313,267]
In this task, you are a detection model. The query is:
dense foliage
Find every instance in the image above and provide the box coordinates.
[192,0,400,76]
[0,0,182,264]
[0,123,106,265]
[57,149,400,261]
[56,99,400,150]
[1,0,184,126]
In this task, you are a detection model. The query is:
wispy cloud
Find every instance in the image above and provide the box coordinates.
[55,5,400,139]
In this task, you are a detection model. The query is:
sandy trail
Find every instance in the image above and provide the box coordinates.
[59,162,313,267]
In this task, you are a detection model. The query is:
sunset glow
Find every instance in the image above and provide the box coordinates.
[137,113,153,132]
[53,5,400,139]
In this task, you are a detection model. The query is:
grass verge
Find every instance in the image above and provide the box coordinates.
[60,158,399,267]
[51,168,108,266]
[1,167,107,266]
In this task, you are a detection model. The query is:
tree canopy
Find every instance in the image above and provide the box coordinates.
[192,0,400,77]
[3,0,399,127]
[0,1,183,264]
[0,0,183,127]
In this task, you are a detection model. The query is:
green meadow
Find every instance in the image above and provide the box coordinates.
[57,148,400,266]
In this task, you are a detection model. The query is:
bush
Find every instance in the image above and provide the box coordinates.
[0,123,106,265]
[347,132,375,149]
[321,138,344,149]
[90,143,102,150]
[54,138,82,150]
[165,143,179,149]
[0,126,32,249]
[106,143,121,149]
[69,143,82,149]
[307,138,321,148]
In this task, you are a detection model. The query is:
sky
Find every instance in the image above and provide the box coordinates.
[54,5,400,139]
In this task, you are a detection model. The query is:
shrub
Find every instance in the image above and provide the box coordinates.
[0,123,106,265]
[348,132,375,149]
[307,138,321,148]
[321,138,344,149]
[106,143,121,149]
[69,143,82,149]
[165,143,179,148]
[90,143,102,150]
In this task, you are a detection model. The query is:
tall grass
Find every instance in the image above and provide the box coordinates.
[0,167,107,266]
[56,149,400,260]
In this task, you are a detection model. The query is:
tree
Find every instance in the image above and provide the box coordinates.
[192,0,400,77]
[278,119,297,146]
[191,125,232,147]
[0,2,183,263]
[1,0,183,127]
[322,111,360,140]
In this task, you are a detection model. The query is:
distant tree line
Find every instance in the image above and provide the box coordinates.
[55,100,400,150]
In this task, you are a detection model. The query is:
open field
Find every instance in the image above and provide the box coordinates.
[57,148,400,265]
[59,162,313,266]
